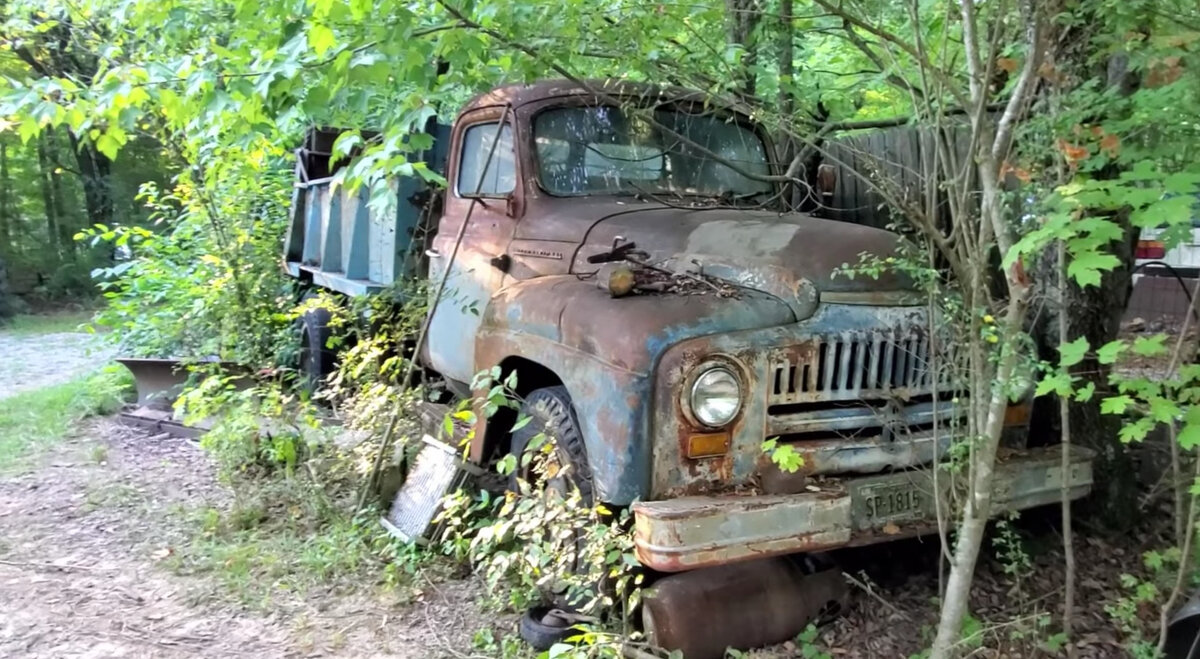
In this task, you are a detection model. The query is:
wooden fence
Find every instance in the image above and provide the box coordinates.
[812,124,974,230]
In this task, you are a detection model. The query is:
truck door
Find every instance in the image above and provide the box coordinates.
[423,111,518,385]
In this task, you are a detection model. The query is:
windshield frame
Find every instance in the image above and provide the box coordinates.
[527,98,778,203]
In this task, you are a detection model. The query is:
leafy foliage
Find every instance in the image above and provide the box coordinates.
[85,162,297,363]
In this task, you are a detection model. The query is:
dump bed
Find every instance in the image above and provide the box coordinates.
[283,126,450,296]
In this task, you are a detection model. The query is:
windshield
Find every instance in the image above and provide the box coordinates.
[533,105,772,199]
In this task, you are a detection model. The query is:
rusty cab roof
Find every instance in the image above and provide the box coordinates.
[457,78,744,118]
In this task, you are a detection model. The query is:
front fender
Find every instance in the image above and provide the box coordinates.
[476,330,652,504]
[473,276,794,505]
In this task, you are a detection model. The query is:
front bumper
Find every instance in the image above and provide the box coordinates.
[633,445,1094,572]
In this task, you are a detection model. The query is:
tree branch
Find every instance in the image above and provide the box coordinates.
[992,0,1046,163]
[811,0,967,109]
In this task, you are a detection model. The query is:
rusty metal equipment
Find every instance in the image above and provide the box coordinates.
[283,124,450,298]
[632,444,1094,572]
[274,80,1099,598]
[1166,592,1200,659]
[115,357,251,439]
[116,357,194,410]
[381,434,482,544]
[642,557,846,659]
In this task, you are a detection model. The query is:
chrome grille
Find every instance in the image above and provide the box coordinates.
[769,329,953,405]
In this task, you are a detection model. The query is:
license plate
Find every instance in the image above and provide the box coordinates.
[851,478,933,530]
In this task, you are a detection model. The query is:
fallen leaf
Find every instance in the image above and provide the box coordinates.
[1056,139,1089,164]
[1100,133,1120,157]
[1147,56,1184,88]
[1038,61,1064,83]
[1000,161,1032,183]
[996,57,1019,74]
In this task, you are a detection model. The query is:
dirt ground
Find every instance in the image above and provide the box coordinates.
[0,419,489,659]
[0,413,1169,659]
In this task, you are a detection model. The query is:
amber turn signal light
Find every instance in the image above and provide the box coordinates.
[686,432,731,459]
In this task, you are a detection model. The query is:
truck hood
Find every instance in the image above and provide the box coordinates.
[561,202,915,318]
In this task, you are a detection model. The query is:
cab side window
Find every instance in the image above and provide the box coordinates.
[457,122,515,197]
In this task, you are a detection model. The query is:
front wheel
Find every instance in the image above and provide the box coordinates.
[508,386,594,503]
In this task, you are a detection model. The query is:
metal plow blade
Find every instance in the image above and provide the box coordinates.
[116,357,192,410]
[115,357,250,439]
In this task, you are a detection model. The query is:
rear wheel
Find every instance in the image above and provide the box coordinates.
[298,304,335,391]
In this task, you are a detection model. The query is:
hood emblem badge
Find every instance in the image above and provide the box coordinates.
[513,247,564,260]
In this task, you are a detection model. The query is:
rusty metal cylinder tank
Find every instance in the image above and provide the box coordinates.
[642,557,846,659]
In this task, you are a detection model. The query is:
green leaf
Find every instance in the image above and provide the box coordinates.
[1164,171,1200,195]
[1132,195,1195,229]
[1074,381,1096,402]
[1036,372,1073,397]
[1181,365,1200,383]
[95,133,120,160]
[1042,633,1069,653]
[510,414,532,433]
[1096,340,1127,365]
[1101,395,1133,415]
[17,119,39,144]
[308,24,336,56]
[1058,337,1089,367]
[495,453,517,476]
[1148,396,1180,423]
[1118,417,1155,443]
[1179,407,1200,450]
[1132,335,1169,357]
[1066,250,1120,288]
[1144,550,1165,571]
[767,443,804,473]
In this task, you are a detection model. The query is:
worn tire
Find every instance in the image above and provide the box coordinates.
[518,606,577,651]
[298,305,336,390]
[509,386,594,503]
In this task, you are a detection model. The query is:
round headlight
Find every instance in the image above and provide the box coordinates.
[690,366,743,428]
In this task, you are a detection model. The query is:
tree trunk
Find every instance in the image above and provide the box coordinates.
[725,0,761,97]
[36,133,62,258]
[1028,40,1143,531]
[0,253,11,321]
[43,130,73,255]
[777,0,796,208]
[66,132,113,229]
[0,141,11,256]
[1031,220,1140,529]
[930,157,1034,659]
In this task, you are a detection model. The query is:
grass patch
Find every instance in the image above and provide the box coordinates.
[166,477,433,609]
[0,367,132,471]
[2,310,97,336]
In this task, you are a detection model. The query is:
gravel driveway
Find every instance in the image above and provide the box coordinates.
[0,331,112,400]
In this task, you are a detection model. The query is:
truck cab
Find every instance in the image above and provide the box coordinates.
[286,79,1094,574]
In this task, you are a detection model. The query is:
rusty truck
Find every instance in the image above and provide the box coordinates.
[284,79,1095,656]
